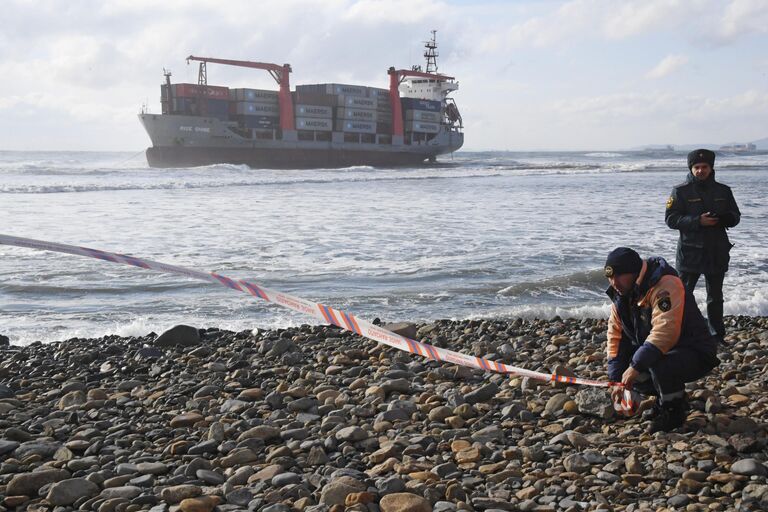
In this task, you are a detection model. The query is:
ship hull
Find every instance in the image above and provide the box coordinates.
[146,145,435,168]
[139,114,463,169]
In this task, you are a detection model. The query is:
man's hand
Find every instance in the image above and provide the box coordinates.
[611,386,624,404]
[700,213,719,227]
[621,366,640,389]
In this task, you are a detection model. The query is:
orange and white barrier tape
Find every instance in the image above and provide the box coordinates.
[0,234,638,414]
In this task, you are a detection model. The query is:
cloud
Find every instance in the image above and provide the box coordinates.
[646,54,689,79]
[720,0,768,41]
[546,89,768,124]
[343,0,445,24]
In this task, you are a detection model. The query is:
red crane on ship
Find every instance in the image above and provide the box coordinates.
[186,55,296,132]
[387,68,454,141]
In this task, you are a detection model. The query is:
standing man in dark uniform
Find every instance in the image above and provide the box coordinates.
[665,149,740,337]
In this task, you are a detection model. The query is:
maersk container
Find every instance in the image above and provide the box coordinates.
[296,83,368,97]
[400,97,441,112]
[235,102,280,116]
[292,91,337,107]
[325,84,367,96]
[336,108,377,122]
[295,104,333,119]
[230,88,279,103]
[368,88,389,98]
[172,83,230,100]
[335,120,377,134]
[405,110,441,123]
[296,117,333,131]
[233,115,280,129]
[338,96,376,109]
[408,121,440,133]
[377,111,393,123]
[376,122,392,134]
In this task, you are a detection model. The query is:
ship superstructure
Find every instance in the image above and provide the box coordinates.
[139,33,463,168]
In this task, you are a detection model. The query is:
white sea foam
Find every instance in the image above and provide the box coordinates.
[1,150,766,344]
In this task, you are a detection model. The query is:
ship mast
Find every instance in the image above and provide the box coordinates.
[424,30,438,73]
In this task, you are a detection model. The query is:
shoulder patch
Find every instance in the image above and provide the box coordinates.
[657,296,671,312]
[666,196,674,209]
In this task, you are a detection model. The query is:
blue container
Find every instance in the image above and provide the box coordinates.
[400,98,441,112]
[234,115,279,129]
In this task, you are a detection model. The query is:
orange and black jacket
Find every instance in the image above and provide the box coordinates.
[606,257,718,380]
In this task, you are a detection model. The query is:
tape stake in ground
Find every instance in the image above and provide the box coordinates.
[0,234,630,406]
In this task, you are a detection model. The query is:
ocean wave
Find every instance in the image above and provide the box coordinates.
[584,152,625,158]
[498,269,606,296]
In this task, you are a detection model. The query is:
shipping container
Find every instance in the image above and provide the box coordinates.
[326,84,368,97]
[172,97,198,115]
[338,96,376,109]
[199,99,229,121]
[400,97,441,112]
[335,120,377,134]
[368,88,389,98]
[232,115,280,129]
[377,111,393,123]
[336,108,377,122]
[292,91,338,107]
[407,121,440,133]
[405,110,441,123]
[229,88,279,103]
[172,83,230,100]
[376,122,392,134]
[296,117,333,131]
[295,104,333,118]
[235,102,281,116]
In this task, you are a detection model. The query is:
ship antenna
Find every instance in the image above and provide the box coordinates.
[424,30,438,73]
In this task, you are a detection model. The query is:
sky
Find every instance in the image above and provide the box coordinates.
[1,0,767,151]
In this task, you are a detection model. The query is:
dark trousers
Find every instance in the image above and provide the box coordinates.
[679,271,726,336]
[633,347,718,399]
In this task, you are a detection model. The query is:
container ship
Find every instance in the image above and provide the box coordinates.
[139,33,463,169]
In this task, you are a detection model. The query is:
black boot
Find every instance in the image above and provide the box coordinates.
[642,399,662,421]
[648,397,689,433]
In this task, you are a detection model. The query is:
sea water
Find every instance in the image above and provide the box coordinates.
[1,150,766,345]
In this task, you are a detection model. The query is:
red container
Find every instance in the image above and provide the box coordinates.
[172,83,230,100]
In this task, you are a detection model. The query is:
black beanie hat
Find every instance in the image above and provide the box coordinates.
[604,247,642,277]
[687,149,716,170]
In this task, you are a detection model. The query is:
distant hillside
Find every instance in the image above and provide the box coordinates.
[750,137,768,150]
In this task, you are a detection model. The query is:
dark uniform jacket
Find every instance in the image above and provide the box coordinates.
[665,171,740,274]
[606,257,719,382]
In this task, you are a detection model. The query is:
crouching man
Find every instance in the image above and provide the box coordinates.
[604,247,720,433]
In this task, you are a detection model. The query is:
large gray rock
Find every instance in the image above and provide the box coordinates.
[335,426,368,442]
[0,440,20,456]
[0,384,13,398]
[575,387,615,419]
[7,469,70,496]
[46,478,100,505]
[99,486,143,500]
[383,322,418,340]
[731,459,768,477]
[14,440,62,460]
[563,453,591,473]
[319,476,366,506]
[464,382,500,404]
[153,325,200,347]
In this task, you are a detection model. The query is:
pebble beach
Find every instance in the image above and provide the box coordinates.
[1,315,767,512]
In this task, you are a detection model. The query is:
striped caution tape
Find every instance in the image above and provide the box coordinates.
[1,234,637,413]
